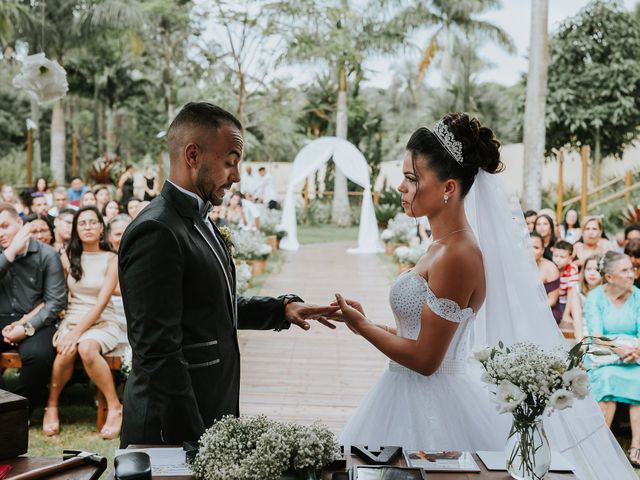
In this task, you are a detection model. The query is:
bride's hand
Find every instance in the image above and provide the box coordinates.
[334,293,369,333]
[330,297,365,316]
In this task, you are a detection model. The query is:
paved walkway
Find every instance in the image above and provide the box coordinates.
[238,241,395,433]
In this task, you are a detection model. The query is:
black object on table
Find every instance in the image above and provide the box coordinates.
[350,446,403,465]
[114,452,152,480]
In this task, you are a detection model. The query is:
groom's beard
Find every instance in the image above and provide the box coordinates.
[195,164,225,206]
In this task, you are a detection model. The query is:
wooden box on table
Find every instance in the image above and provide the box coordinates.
[0,389,28,460]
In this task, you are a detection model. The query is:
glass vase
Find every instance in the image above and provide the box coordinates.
[279,468,319,480]
[505,416,551,480]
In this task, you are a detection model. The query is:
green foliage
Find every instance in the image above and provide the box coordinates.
[375,203,402,228]
[296,198,332,226]
[378,185,402,207]
[546,0,640,163]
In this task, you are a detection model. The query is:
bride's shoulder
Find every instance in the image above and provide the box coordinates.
[423,239,484,296]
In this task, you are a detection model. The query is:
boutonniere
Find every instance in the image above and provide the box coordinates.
[219,226,236,257]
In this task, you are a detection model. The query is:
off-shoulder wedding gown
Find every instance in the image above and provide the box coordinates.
[339,171,637,480]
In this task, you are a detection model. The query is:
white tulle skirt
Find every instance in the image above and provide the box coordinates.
[340,362,637,479]
[340,362,510,451]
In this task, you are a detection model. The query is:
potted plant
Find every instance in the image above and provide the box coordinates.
[380,213,416,255]
[233,230,272,276]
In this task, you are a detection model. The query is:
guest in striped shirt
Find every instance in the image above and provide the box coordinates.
[553,240,580,317]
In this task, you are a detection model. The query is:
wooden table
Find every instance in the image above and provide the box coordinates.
[5,456,105,480]
[105,448,577,480]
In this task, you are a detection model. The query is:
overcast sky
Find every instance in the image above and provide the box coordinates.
[361,0,639,88]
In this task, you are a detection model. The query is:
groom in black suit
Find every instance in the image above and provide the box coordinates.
[118,102,335,447]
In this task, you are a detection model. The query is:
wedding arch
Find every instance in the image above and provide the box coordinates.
[279,137,383,254]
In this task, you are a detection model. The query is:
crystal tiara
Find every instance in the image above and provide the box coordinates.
[433,120,464,165]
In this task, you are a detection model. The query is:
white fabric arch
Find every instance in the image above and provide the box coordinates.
[279,137,383,254]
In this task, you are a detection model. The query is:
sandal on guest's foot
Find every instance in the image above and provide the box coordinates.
[628,447,640,468]
[100,407,123,440]
[42,406,60,436]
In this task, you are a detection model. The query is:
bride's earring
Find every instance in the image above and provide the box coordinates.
[443,194,449,204]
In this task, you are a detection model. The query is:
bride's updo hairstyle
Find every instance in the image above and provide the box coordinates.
[406,112,504,197]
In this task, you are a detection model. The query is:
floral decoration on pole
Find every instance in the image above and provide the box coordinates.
[12,53,69,105]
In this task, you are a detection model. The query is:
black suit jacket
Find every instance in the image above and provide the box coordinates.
[118,181,290,447]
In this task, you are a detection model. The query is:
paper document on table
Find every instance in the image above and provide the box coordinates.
[115,448,193,476]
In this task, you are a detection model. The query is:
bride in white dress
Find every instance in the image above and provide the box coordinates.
[333,113,636,479]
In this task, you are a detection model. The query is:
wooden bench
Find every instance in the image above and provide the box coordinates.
[0,343,128,430]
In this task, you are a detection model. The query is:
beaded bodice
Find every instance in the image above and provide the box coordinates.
[388,270,476,375]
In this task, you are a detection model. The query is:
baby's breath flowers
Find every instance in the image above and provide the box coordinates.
[189,415,339,480]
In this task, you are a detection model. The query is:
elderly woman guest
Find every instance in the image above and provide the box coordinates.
[107,214,132,342]
[574,216,611,268]
[584,251,640,467]
[42,206,122,439]
[531,232,562,323]
[563,255,603,340]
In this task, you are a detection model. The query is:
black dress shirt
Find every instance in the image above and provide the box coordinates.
[0,238,67,330]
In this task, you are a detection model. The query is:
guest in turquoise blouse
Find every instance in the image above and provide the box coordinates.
[584,251,640,466]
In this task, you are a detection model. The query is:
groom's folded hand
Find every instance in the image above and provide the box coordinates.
[284,303,340,330]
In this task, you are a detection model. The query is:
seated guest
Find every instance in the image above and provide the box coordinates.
[564,255,602,340]
[94,186,111,214]
[16,190,32,218]
[584,251,640,467]
[1,184,16,204]
[531,232,562,323]
[242,194,261,230]
[552,240,580,319]
[43,206,122,438]
[102,200,120,222]
[625,224,640,247]
[560,209,581,244]
[125,197,141,219]
[574,216,611,268]
[30,192,50,217]
[33,177,53,207]
[534,213,556,261]
[49,187,77,217]
[625,239,640,289]
[24,213,55,246]
[0,203,66,413]
[67,176,89,206]
[524,210,537,233]
[226,192,249,229]
[208,205,228,228]
[80,190,97,208]
[107,214,133,342]
[53,208,75,254]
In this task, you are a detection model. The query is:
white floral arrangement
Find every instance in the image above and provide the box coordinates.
[232,230,272,261]
[380,213,415,244]
[235,262,252,294]
[393,245,424,266]
[12,53,69,104]
[189,415,339,480]
[259,209,288,240]
[120,345,132,378]
[474,341,590,417]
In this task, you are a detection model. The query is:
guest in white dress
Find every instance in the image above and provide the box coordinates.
[42,206,122,439]
[107,214,132,342]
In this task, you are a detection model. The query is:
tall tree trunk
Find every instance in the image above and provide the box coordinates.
[522,0,549,210]
[106,106,116,155]
[29,98,42,178]
[331,62,352,226]
[593,126,602,188]
[50,100,66,185]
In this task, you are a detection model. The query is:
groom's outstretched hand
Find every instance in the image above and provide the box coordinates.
[285,302,339,330]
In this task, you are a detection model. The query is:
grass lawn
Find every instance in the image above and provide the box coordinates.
[297,225,359,245]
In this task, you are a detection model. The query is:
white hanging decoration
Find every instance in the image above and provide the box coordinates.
[12,53,69,104]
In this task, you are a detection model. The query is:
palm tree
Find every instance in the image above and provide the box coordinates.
[269,0,409,226]
[402,0,515,82]
[522,0,548,211]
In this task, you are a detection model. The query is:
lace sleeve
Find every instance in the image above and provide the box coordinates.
[424,282,475,324]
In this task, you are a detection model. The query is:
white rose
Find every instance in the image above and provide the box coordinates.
[494,381,526,414]
[549,389,574,411]
[562,368,590,399]
[473,345,492,362]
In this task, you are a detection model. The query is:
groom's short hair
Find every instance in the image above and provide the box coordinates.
[167,103,243,160]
